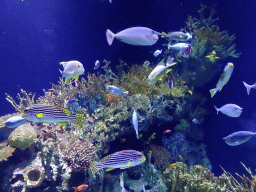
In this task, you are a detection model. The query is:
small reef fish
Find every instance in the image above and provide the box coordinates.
[107,85,128,96]
[109,0,112,3]
[21,104,84,127]
[214,104,243,117]
[106,27,161,46]
[223,131,256,146]
[133,110,139,139]
[148,58,177,84]
[170,163,177,167]
[143,60,150,71]
[146,132,156,144]
[163,130,171,134]
[188,90,193,95]
[120,173,125,192]
[94,60,100,70]
[73,184,88,192]
[209,62,234,98]
[66,99,78,106]
[205,50,220,62]
[179,155,183,160]
[168,43,189,50]
[153,49,162,57]
[192,118,200,125]
[162,31,192,41]
[243,81,256,95]
[60,60,85,84]
[90,150,146,174]
[168,78,174,90]
[3,116,27,129]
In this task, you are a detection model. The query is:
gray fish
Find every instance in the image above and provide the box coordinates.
[107,85,128,96]
[106,27,161,46]
[214,104,243,117]
[133,110,139,139]
[223,131,256,146]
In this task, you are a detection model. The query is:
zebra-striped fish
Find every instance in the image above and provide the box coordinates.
[90,150,146,174]
[21,104,84,127]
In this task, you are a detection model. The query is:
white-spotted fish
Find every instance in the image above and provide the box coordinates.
[133,110,139,139]
[21,104,84,127]
[243,81,256,95]
[90,150,146,174]
[209,62,234,98]
[106,27,161,46]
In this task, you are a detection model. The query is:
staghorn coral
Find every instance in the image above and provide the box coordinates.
[8,123,37,150]
[163,162,228,192]
[5,89,35,113]
[0,141,16,162]
[60,139,97,172]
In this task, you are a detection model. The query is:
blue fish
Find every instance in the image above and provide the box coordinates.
[223,131,256,146]
[3,116,27,129]
[94,60,100,70]
[66,99,78,106]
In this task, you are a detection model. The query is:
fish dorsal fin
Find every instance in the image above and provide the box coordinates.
[59,62,68,68]
[58,107,71,116]
[100,154,111,162]
[156,59,165,67]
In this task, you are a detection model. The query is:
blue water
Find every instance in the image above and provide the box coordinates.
[1,0,256,190]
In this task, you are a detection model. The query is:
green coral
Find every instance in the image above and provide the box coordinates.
[174,119,190,132]
[163,162,228,192]
[8,123,37,150]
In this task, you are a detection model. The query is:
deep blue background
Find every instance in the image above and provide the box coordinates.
[1,0,256,177]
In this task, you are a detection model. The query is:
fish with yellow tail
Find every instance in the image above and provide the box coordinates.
[90,150,146,174]
[21,104,84,127]
[209,62,234,98]
[60,60,85,84]
[148,57,177,84]
[205,50,220,62]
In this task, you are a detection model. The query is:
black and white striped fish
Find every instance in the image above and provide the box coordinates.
[90,150,146,174]
[21,104,84,127]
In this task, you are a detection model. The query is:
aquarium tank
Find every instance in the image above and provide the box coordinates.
[1,0,256,191]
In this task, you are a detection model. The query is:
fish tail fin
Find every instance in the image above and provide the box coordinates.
[74,114,84,127]
[106,29,115,46]
[123,91,129,97]
[90,161,100,175]
[205,55,210,58]
[168,43,171,49]
[214,106,219,115]
[209,88,217,98]
[243,81,252,95]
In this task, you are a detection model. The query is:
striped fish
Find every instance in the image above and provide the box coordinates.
[21,104,84,127]
[90,150,146,174]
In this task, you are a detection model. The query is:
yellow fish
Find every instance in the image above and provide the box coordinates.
[205,50,220,62]
[170,163,177,167]
[188,90,193,95]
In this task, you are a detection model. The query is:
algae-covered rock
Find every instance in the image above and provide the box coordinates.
[8,123,37,150]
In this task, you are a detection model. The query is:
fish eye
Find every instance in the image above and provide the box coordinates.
[78,65,80,68]
[24,108,28,112]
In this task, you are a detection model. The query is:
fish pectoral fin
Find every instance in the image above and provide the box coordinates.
[36,113,44,118]
[219,87,223,92]
[73,75,79,81]
[166,69,173,74]
[121,161,132,169]
[106,168,115,172]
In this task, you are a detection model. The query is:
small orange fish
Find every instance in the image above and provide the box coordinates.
[179,155,183,160]
[170,163,177,167]
[120,138,126,143]
[73,184,88,192]
[163,130,171,134]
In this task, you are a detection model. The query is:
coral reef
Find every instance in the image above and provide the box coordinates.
[174,119,190,132]
[24,165,45,188]
[0,141,16,162]
[8,123,37,150]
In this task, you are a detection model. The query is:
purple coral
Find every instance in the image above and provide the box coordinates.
[60,139,97,172]
[162,132,188,162]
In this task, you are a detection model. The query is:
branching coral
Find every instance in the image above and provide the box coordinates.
[0,141,16,162]
[5,89,35,113]
[150,144,171,172]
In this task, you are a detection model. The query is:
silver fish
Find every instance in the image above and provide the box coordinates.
[223,131,256,146]
[106,27,161,46]
[133,110,139,139]
[90,150,146,174]
[162,31,192,41]
[192,118,200,125]
[153,49,162,57]
[60,60,85,84]
[94,60,100,70]
[243,81,256,95]
[214,104,243,117]
[3,116,26,129]
[168,43,189,50]
[107,85,128,96]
